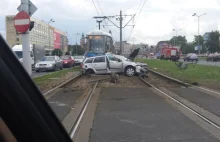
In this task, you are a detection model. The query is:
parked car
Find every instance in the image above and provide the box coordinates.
[73,56,84,65]
[61,55,75,68]
[81,53,147,77]
[184,53,198,62]
[35,56,63,72]
[207,54,220,62]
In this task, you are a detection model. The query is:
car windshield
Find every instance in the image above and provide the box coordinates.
[61,56,70,60]
[89,36,105,53]
[41,56,55,61]
[14,51,22,58]
[74,56,84,59]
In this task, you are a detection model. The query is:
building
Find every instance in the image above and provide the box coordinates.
[5,15,68,52]
[114,41,132,55]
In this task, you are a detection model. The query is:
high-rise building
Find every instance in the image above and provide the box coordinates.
[5,15,68,52]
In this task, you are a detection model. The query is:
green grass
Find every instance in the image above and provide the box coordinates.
[33,67,80,85]
[136,58,220,85]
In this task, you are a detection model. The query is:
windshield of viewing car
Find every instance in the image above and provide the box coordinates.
[41,56,55,61]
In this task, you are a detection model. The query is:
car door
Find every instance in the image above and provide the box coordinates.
[107,55,123,72]
[92,56,107,74]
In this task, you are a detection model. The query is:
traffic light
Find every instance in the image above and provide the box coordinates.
[29,21,35,31]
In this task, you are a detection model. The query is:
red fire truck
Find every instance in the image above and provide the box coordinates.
[160,47,180,61]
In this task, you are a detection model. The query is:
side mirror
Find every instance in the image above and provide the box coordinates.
[118,59,121,62]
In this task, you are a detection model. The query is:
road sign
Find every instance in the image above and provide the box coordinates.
[17,0,37,16]
[14,11,30,33]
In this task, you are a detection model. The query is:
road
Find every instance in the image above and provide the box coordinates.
[179,59,220,67]
[31,70,51,78]
[89,87,219,142]
[31,68,70,78]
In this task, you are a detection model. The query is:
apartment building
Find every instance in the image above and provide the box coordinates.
[5,15,68,52]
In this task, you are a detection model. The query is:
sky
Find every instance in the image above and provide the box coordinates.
[0,0,220,45]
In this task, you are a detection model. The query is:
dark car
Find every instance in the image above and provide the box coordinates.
[61,55,75,68]
[213,55,220,62]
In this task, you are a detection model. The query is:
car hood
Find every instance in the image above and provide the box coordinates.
[122,60,137,66]
[37,61,55,64]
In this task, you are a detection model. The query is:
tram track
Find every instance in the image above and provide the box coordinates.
[139,76,220,139]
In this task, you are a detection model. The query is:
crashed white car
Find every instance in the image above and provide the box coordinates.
[81,53,147,77]
[114,55,148,69]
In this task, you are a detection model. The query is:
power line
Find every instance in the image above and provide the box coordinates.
[96,0,110,32]
[96,0,104,15]
[127,0,147,41]
[92,0,100,15]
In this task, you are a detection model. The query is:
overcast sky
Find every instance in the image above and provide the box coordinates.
[0,0,220,45]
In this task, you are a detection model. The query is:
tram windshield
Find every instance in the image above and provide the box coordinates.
[89,35,105,53]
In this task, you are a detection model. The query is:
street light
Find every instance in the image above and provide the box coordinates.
[73,33,81,55]
[192,13,206,54]
[173,29,181,46]
[47,19,55,50]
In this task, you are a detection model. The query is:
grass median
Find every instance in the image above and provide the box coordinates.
[136,58,220,88]
[33,67,80,86]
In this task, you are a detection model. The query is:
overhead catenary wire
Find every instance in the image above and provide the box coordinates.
[127,0,147,41]
[92,0,100,16]
[96,0,110,32]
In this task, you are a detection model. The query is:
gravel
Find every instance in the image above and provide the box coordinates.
[98,75,147,88]
[147,72,182,88]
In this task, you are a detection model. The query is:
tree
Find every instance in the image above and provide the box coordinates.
[193,35,206,53]
[68,45,85,55]
[65,52,70,55]
[52,49,63,56]
[169,36,187,46]
[205,31,220,53]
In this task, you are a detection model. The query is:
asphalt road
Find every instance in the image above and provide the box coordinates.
[47,89,83,120]
[31,68,69,78]
[89,87,218,142]
[170,88,220,117]
[179,59,220,67]
[31,70,50,78]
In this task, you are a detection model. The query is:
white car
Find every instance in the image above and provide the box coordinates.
[81,53,146,77]
[73,56,84,65]
[115,55,148,69]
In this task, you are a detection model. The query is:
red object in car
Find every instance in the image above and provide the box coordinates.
[61,56,75,68]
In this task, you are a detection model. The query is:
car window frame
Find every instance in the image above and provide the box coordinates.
[85,58,94,63]
[93,56,106,63]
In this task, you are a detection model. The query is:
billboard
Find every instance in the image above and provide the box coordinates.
[53,31,61,49]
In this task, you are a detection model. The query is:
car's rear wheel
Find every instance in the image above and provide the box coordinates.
[125,66,135,77]
[60,66,63,70]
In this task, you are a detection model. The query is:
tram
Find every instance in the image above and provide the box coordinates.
[84,30,114,57]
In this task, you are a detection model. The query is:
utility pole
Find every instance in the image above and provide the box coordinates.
[192,13,206,54]
[173,29,181,47]
[120,10,122,54]
[93,11,135,55]
[73,33,80,55]
[21,0,31,75]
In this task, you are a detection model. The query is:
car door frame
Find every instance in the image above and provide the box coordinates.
[106,55,123,73]
[92,56,107,74]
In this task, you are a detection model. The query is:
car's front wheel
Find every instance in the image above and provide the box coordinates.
[125,66,135,77]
